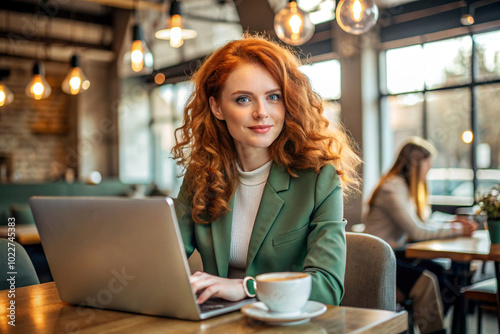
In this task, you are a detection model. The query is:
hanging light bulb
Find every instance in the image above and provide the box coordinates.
[274,0,315,46]
[0,82,14,107]
[336,0,379,35]
[460,3,475,26]
[26,62,51,100]
[155,0,197,48]
[461,13,474,25]
[0,70,14,107]
[62,55,90,95]
[130,23,153,72]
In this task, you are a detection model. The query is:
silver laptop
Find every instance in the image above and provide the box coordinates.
[29,196,254,320]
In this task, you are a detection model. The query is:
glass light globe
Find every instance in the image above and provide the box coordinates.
[155,15,197,48]
[62,55,90,95]
[130,24,154,72]
[274,0,315,46]
[0,81,14,107]
[25,62,51,100]
[131,40,153,72]
[87,171,102,185]
[336,0,379,35]
[460,14,474,26]
[155,0,197,48]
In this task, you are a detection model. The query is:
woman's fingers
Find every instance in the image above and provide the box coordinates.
[455,215,470,224]
[458,220,479,236]
[196,284,221,304]
[188,272,246,304]
[191,277,215,293]
[189,271,206,284]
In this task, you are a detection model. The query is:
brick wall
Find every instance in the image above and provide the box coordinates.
[0,64,75,183]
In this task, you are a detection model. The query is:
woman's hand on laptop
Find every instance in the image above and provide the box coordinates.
[190,271,246,304]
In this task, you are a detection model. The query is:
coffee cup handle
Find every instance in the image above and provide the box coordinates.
[243,276,256,298]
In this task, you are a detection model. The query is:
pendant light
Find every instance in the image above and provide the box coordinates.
[0,70,14,107]
[155,0,197,48]
[0,12,14,107]
[130,23,153,72]
[461,2,475,26]
[129,0,153,72]
[26,1,51,100]
[62,3,90,93]
[274,0,315,46]
[336,0,379,35]
[26,62,52,100]
[62,54,90,95]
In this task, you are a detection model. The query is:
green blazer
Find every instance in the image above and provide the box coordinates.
[174,163,346,305]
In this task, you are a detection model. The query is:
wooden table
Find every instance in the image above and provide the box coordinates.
[406,230,500,262]
[406,230,500,334]
[0,225,40,245]
[0,282,408,333]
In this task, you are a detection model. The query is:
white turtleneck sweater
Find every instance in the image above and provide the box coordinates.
[227,160,272,279]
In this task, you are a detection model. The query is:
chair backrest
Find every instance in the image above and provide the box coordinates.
[342,232,396,311]
[0,239,40,290]
[9,204,36,225]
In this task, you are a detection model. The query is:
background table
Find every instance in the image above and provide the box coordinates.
[0,225,40,245]
[406,230,500,262]
[0,282,408,333]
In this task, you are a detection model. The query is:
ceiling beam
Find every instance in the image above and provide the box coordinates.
[0,52,68,64]
[0,30,113,51]
[184,13,240,25]
[0,0,113,26]
[81,0,164,11]
[233,0,275,35]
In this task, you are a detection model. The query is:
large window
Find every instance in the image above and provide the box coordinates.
[151,82,192,196]
[300,59,341,100]
[119,78,153,184]
[300,59,342,126]
[381,31,500,205]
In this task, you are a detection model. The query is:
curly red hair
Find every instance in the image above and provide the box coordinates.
[172,35,361,224]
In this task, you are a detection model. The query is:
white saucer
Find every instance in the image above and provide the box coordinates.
[241,301,327,326]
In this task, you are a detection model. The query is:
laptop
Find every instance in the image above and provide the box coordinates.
[29,196,255,320]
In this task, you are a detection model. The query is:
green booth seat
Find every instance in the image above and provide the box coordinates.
[0,238,40,290]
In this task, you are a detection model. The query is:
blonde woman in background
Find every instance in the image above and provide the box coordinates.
[363,137,477,334]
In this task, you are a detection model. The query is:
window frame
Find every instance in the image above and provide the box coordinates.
[379,30,500,206]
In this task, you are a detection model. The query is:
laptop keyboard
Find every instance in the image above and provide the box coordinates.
[199,299,226,313]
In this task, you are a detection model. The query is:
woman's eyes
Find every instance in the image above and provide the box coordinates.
[235,94,281,104]
[269,93,281,101]
[236,96,250,104]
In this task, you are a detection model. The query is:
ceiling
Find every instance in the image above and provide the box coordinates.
[0,0,245,72]
[0,0,459,74]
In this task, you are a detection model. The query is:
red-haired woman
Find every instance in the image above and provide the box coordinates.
[172,35,361,305]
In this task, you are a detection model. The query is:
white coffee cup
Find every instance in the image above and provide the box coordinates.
[255,272,311,316]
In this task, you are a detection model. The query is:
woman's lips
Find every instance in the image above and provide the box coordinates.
[248,125,272,134]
